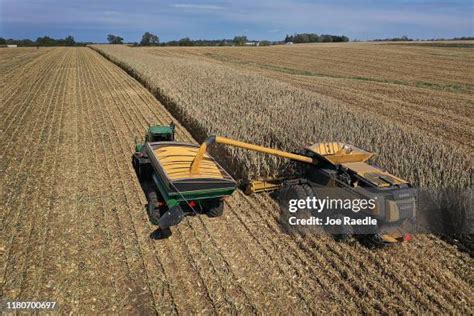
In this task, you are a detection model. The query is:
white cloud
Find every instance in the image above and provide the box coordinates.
[173,3,223,10]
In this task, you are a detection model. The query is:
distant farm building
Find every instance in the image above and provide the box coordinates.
[244,41,260,46]
[0,44,18,48]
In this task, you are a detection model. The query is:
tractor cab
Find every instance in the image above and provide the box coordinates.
[146,123,175,142]
[135,123,176,152]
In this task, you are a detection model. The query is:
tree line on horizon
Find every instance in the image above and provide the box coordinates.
[107,32,351,46]
[0,35,91,46]
[371,35,474,42]
[3,32,473,47]
[284,33,349,43]
[0,32,349,46]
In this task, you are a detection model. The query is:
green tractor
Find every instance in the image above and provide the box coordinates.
[135,123,176,152]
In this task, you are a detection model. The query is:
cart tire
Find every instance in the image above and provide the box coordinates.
[207,201,224,218]
[157,227,172,238]
[133,156,145,181]
[138,163,149,181]
[132,156,140,176]
[147,191,161,225]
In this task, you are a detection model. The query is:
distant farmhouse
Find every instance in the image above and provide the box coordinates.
[0,44,18,48]
[244,41,260,46]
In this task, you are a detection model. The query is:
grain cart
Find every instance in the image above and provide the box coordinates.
[133,124,236,237]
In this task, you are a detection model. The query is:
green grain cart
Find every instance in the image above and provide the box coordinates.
[132,124,237,237]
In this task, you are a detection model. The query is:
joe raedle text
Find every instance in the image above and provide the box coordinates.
[288,215,378,226]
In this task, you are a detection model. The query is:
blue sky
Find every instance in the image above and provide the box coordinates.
[0,0,472,42]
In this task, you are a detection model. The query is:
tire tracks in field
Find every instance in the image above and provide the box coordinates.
[16,48,75,302]
[0,48,58,113]
[0,48,66,208]
[0,48,62,135]
[0,48,70,298]
[25,48,124,313]
[77,48,162,314]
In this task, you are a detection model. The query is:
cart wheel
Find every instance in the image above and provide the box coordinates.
[137,163,149,182]
[137,164,143,181]
[147,191,161,225]
[157,227,172,238]
[133,157,146,182]
[207,201,224,218]
[132,156,140,175]
[150,227,172,240]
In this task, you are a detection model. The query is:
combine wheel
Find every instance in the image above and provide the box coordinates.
[325,213,353,242]
[207,200,224,218]
[279,183,314,205]
[358,234,388,249]
[279,183,316,215]
[278,182,319,234]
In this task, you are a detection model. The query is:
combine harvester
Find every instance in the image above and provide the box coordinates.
[133,124,415,246]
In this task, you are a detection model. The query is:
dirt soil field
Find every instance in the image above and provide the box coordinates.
[0,47,472,314]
